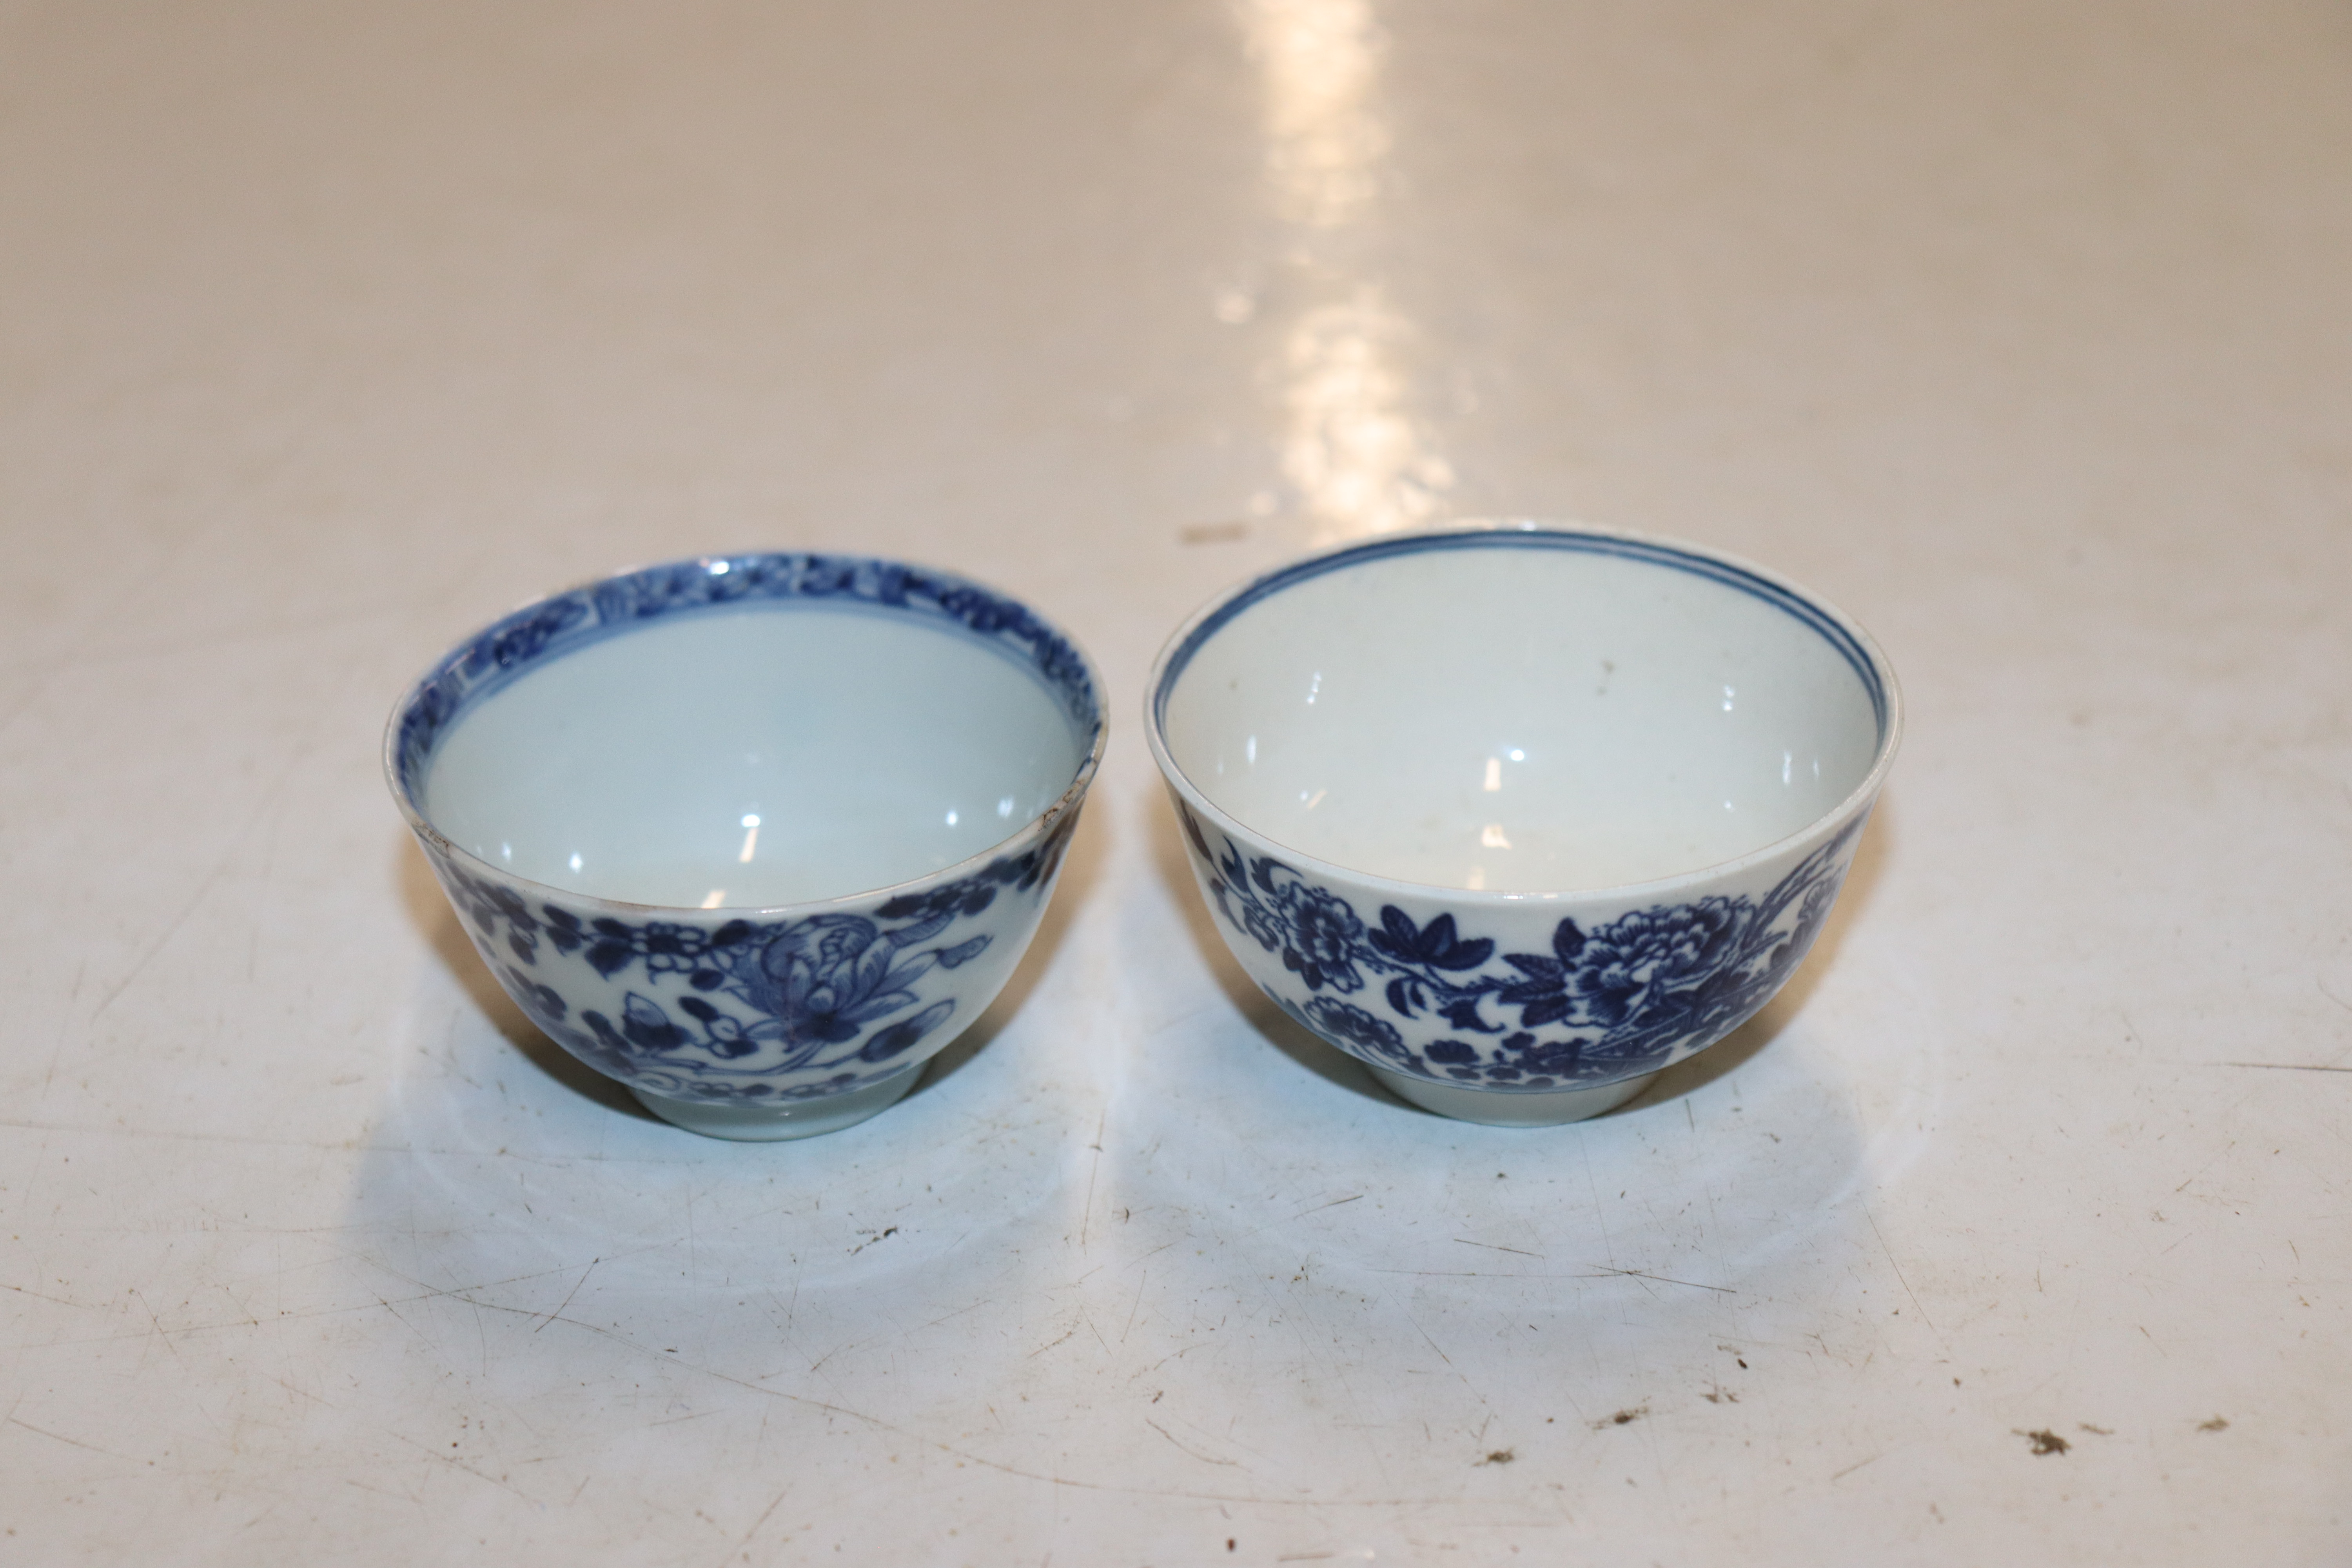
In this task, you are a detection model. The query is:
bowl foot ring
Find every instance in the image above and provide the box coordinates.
[632,1065,924,1141]
[1368,1065,1660,1126]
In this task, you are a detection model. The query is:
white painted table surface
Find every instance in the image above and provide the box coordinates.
[2,2,2346,1561]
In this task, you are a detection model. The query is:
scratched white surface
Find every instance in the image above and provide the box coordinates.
[3,1,2348,1562]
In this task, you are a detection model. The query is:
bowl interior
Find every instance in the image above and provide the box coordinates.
[1158,535,1886,892]
[422,603,1089,907]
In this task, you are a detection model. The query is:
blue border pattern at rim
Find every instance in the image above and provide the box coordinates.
[392,552,1104,808]
[1151,528,1891,743]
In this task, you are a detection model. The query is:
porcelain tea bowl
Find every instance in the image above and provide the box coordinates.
[1146,521,1900,1126]
[387,552,1105,1141]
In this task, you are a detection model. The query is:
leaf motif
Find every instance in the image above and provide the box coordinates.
[779,955,814,1012]
[887,911,952,947]
[1415,913,1459,958]
[620,993,686,1053]
[1439,938,1495,969]
[1385,977,1417,1017]
[880,951,939,994]
[1552,918,1588,964]
[804,1012,861,1045]
[1520,995,1573,1028]
[1504,953,1563,982]
[853,933,896,997]
[585,940,634,978]
[935,935,990,969]
[1423,914,1494,970]
[857,999,955,1063]
[1439,997,1501,1034]
[1370,905,1422,962]
[1180,806,1213,862]
[842,989,919,1025]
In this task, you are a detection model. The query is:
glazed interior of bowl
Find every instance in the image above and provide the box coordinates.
[422,603,1089,908]
[1157,532,1887,893]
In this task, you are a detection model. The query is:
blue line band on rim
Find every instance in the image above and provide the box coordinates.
[1152,528,1890,742]
[391,552,1105,811]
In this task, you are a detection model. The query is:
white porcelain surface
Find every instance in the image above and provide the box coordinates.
[1159,523,1885,890]
[1371,1063,1659,1125]
[5,2,2350,1563]
[428,605,1087,907]
[632,1066,921,1141]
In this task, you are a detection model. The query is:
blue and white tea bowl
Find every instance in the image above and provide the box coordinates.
[387,553,1105,1140]
[1145,522,1901,1126]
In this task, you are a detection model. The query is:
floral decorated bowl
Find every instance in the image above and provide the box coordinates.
[1145,522,1900,1125]
[386,552,1105,1140]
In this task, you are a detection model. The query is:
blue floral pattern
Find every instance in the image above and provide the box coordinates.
[434,805,1079,1103]
[391,550,1104,1112]
[1181,804,1857,1090]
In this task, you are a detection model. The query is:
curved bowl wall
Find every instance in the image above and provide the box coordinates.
[387,553,1105,1137]
[1146,523,1899,1123]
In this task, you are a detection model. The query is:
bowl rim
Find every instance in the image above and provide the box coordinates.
[384,550,1109,918]
[1143,518,1903,905]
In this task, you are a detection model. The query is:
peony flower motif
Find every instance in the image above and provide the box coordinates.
[730,914,937,1046]
[1499,899,1749,1036]
[1302,996,1407,1067]
[564,907,973,1073]
[1492,1029,1622,1083]
[1285,887,1366,991]
[1568,900,1747,1029]
[1227,858,1370,991]
[1289,888,1364,973]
